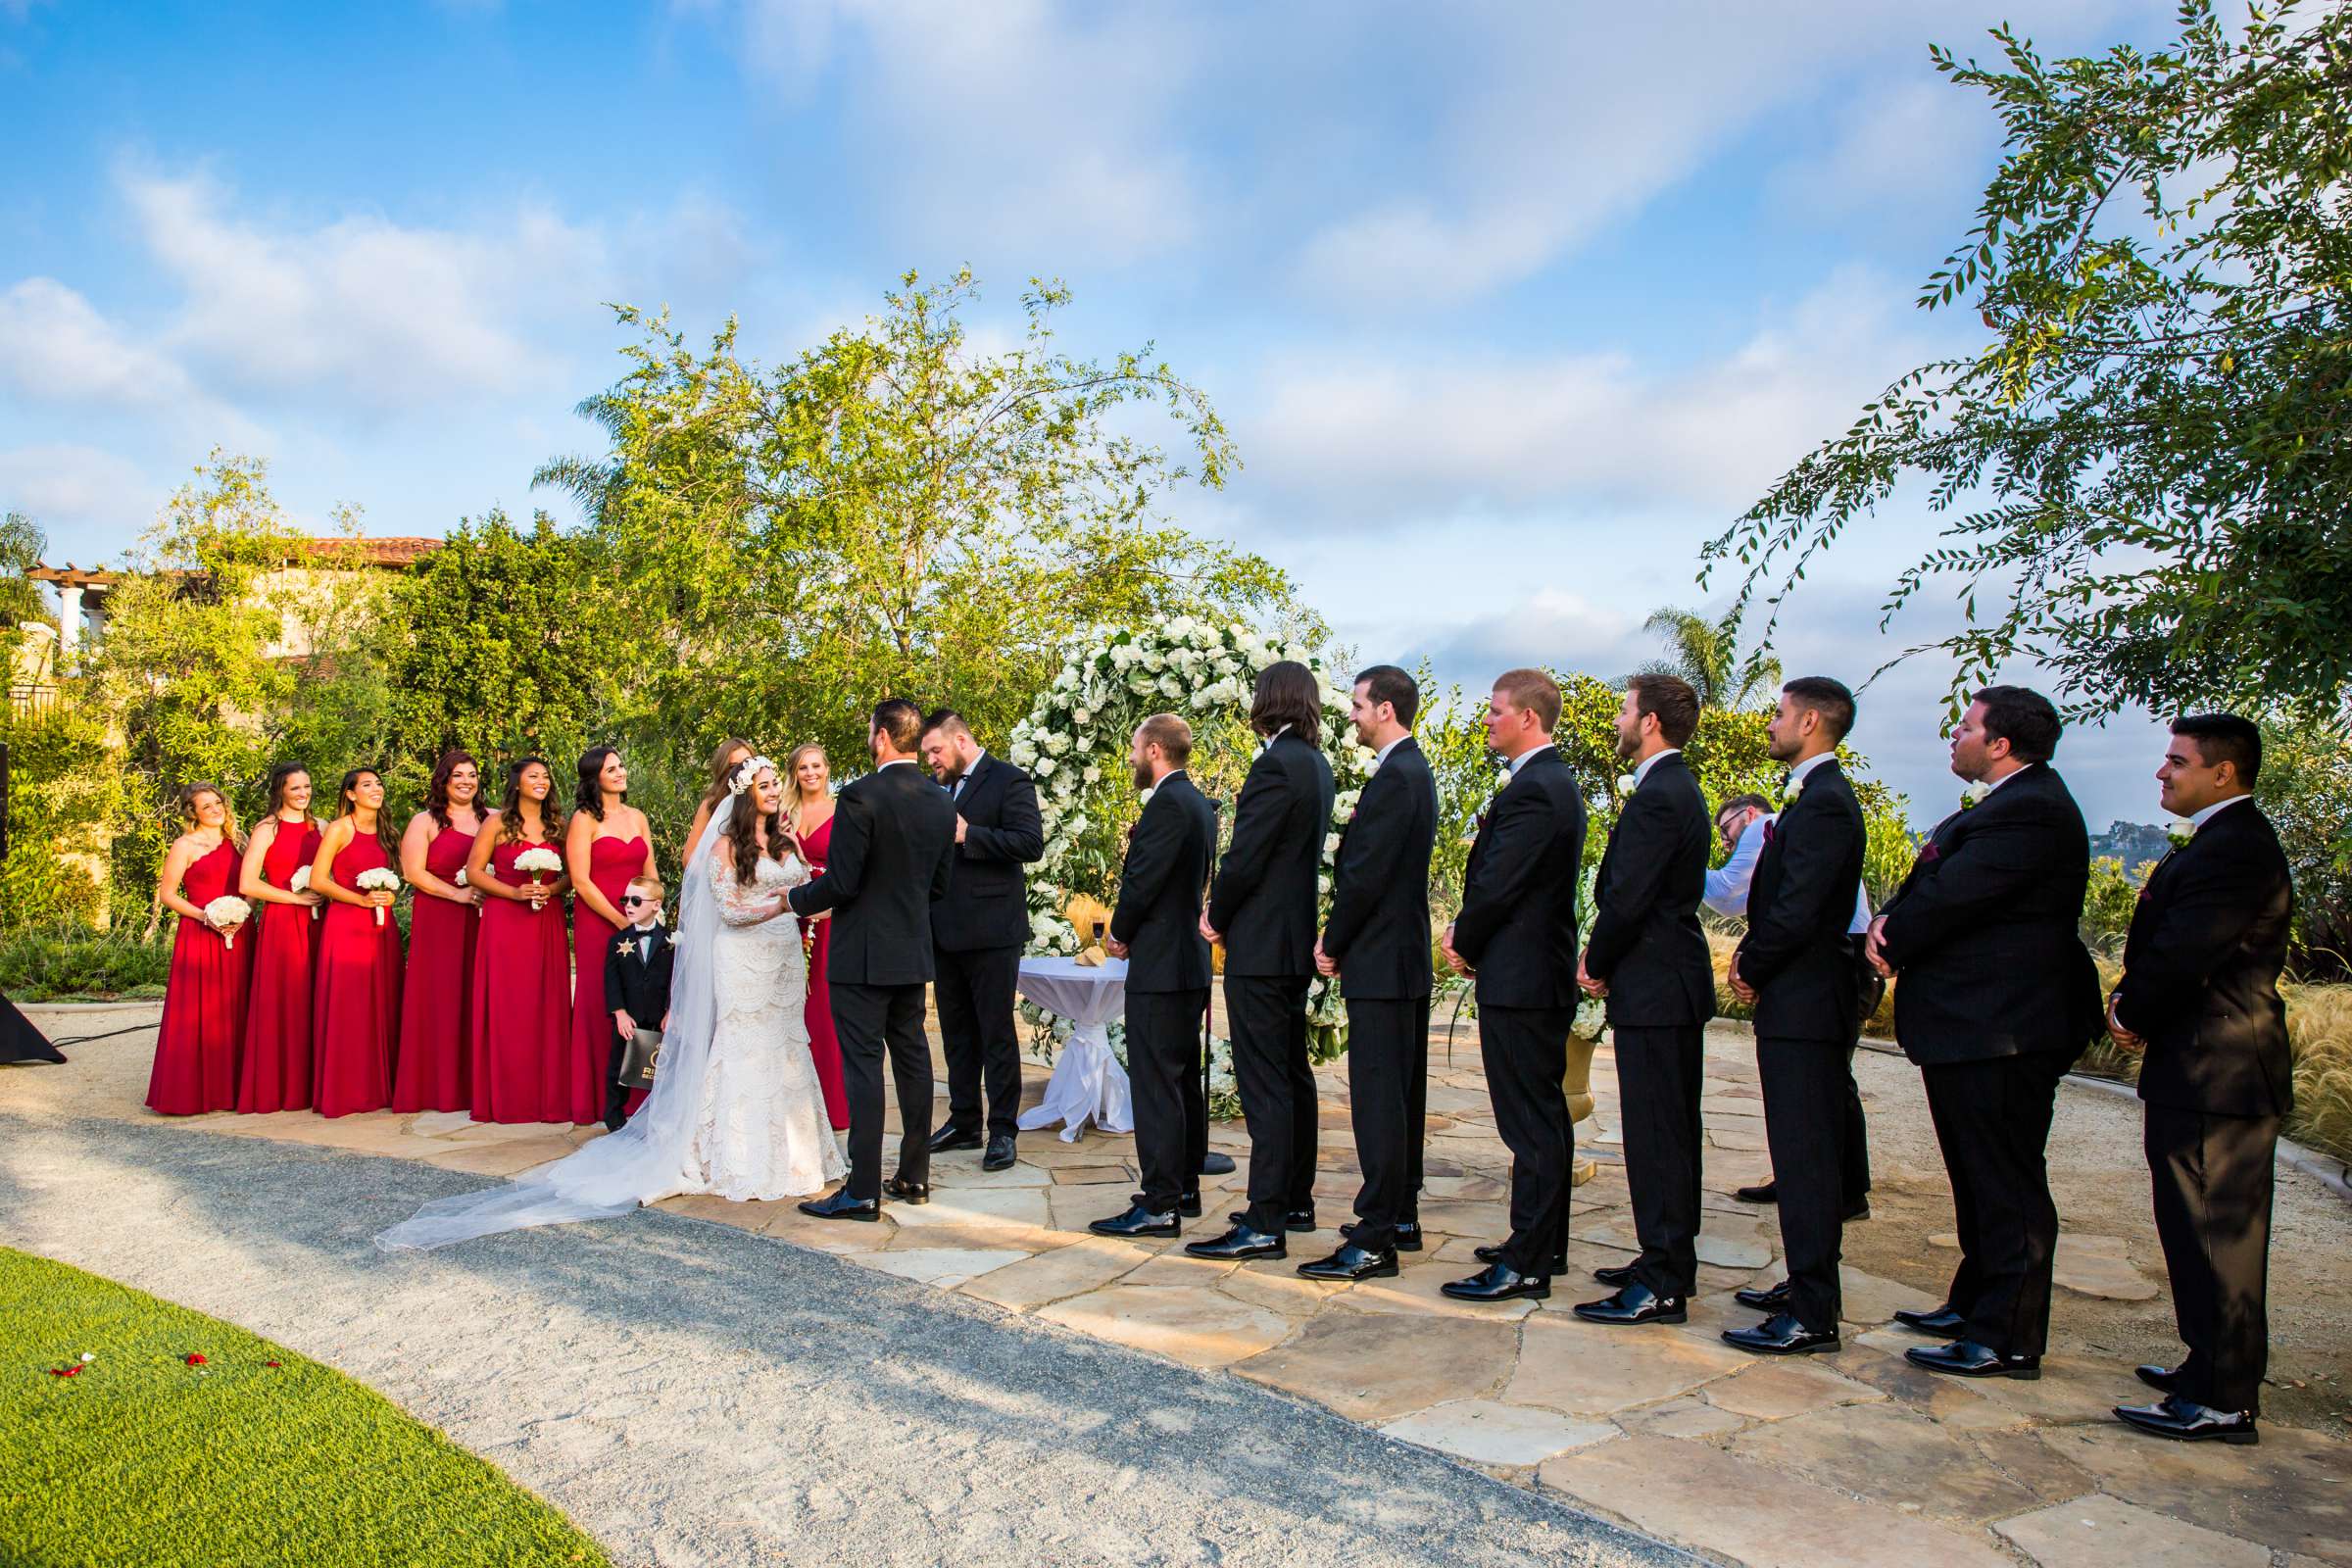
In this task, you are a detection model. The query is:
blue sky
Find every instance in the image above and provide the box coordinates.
[0,0,2192,828]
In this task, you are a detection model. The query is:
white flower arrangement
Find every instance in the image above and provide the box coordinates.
[512,846,564,909]
[290,864,320,921]
[354,866,403,927]
[727,755,780,796]
[1782,776,1805,805]
[2166,819,2195,849]
[203,895,252,950]
[1960,779,1992,810]
[1615,773,1638,800]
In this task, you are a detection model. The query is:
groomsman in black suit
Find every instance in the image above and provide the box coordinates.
[1867,686,2102,1378]
[1724,677,1867,1353]
[1574,675,1715,1325]
[2108,714,2292,1445]
[1301,664,1437,1282]
[1092,714,1219,1239]
[1441,668,1588,1303]
[791,698,959,1220]
[920,710,1045,1173]
[1191,662,1336,1262]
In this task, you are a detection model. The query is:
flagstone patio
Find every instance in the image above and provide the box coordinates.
[13,1001,2352,1567]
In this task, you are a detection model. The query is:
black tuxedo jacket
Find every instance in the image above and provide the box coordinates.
[1584,753,1714,1027]
[932,752,1045,953]
[603,923,674,1027]
[1737,759,1866,1042]
[1208,730,1335,978]
[1454,748,1587,1010]
[2114,800,2294,1117]
[1877,763,2102,1064]
[1110,769,1216,995]
[788,761,957,987]
[1322,736,1436,1002]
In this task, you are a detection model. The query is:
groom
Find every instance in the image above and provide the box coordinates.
[791,698,959,1220]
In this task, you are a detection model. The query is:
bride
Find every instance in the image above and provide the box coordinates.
[377,756,845,1250]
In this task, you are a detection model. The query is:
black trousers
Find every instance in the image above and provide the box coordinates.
[935,943,1022,1140]
[1480,1004,1572,1275]
[1921,1048,2073,1356]
[1128,988,1209,1214]
[1344,995,1430,1252]
[2145,1102,2278,1414]
[1756,1034,1848,1332]
[1226,972,1317,1234]
[832,981,934,1200]
[604,1026,635,1132]
[1838,1047,1873,1206]
[1614,1022,1704,1297]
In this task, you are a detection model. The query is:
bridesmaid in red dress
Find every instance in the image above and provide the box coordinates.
[235,763,323,1112]
[466,757,572,1124]
[565,745,658,1128]
[310,767,405,1118]
[147,784,254,1115]
[681,737,753,872]
[786,742,850,1131]
[391,750,486,1112]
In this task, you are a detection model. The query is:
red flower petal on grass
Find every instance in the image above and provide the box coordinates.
[50,1365,81,1377]
[185,1353,207,1366]
[266,1361,282,1369]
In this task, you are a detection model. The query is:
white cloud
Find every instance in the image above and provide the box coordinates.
[1765,78,1996,218]
[0,278,195,407]
[0,443,155,534]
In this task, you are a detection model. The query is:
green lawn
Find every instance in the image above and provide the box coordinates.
[0,1247,610,1568]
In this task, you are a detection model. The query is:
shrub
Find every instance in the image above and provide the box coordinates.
[2283,981,2352,1164]
[0,922,173,1000]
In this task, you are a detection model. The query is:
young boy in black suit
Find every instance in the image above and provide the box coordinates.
[604,874,673,1133]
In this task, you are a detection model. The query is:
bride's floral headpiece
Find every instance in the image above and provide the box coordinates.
[727,756,780,797]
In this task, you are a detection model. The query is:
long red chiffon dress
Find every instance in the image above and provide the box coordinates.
[568,832,647,1126]
[469,837,571,1124]
[391,821,477,1113]
[799,812,850,1130]
[236,819,321,1112]
[312,832,404,1118]
[147,840,253,1115]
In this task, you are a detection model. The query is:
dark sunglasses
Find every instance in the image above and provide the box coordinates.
[621,896,656,908]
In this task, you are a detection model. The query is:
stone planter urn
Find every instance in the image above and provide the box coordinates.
[1564,1028,1600,1186]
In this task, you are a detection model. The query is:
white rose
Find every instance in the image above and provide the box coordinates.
[1129,675,1154,695]
[1158,674,1182,698]
[1083,764,1101,784]
[1323,832,1342,856]
[1036,757,1056,778]
[1143,650,1166,672]
[1073,708,1091,725]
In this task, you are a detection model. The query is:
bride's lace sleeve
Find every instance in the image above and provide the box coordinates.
[710,849,781,927]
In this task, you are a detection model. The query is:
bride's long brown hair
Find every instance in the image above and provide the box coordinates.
[719,762,793,888]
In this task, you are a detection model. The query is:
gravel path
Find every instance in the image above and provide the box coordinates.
[3,1110,1687,1568]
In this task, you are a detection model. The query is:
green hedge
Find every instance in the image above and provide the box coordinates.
[0,922,173,1000]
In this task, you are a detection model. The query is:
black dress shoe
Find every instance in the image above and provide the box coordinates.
[1440,1262,1549,1302]
[1090,1202,1178,1239]
[1906,1340,2041,1380]
[1735,1180,1778,1204]
[2114,1396,2259,1445]
[1185,1223,1287,1261]
[798,1189,880,1221]
[1179,1191,1202,1218]
[1722,1311,1839,1356]
[2135,1363,2181,1395]
[1843,1198,1871,1222]
[882,1175,931,1204]
[928,1125,984,1153]
[1229,1207,1316,1233]
[1341,1220,1422,1252]
[1734,1280,1791,1312]
[1477,1242,1568,1274]
[1574,1283,1687,1325]
[982,1135,1017,1172]
[1892,1304,1968,1337]
[1298,1243,1399,1282]
[1592,1263,1638,1287]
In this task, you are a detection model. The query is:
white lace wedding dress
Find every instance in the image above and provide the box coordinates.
[376,796,843,1250]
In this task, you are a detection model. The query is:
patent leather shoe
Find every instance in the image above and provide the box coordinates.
[927,1125,984,1153]
[1476,1242,1567,1274]
[1592,1263,1638,1287]
[1298,1243,1399,1282]
[882,1175,930,1204]
[1229,1206,1316,1233]
[2114,1396,2259,1445]
[1892,1303,1968,1337]
[1573,1283,1687,1326]
[1090,1202,1178,1239]
[1185,1223,1287,1261]
[1440,1262,1549,1303]
[1722,1311,1839,1356]
[1179,1191,1202,1218]
[982,1135,1017,1172]
[1905,1340,2040,1380]
[2134,1363,2181,1395]
[1341,1220,1421,1252]
[1734,1279,1791,1312]
[1735,1180,1778,1204]
[798,1189,880,1222]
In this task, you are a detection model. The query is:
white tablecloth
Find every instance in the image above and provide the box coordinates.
[1015,956,1134,1141]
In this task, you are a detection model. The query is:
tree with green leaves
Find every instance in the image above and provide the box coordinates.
[1630,606,1783,710]
[1707,2,2352,718]
[0,512,48,679]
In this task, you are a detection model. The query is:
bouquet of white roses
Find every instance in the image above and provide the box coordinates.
[289,864,319,920]
[513,846,564,908]
[203,895,252,950]
[355,866,403,926]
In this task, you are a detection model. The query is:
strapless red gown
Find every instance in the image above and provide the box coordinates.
[148,840,253,1115]
[569,832,648,1125]
[800,813,849,1130]
[469,837,572,1123]
[392,821,478,1113]
[313,834,404,1117]
[236,818,320,1113]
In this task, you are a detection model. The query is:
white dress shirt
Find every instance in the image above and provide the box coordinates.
[2190,792,2252,832]
[1374,733,1412,767]
[1505,745,1547,778]
[953,748,986,800]
[1633,747,1680,789]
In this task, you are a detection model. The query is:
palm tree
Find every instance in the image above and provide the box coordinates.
[1635,606,1782,710]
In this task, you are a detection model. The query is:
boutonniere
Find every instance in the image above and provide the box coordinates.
[1781,776,1804,805]
[1614,774,1637,801]
[2166,820,2193,849]
[1917,841,1942,865]
[1959,780,1990,810]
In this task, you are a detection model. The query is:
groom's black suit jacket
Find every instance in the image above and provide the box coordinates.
[1320,736,1436,1002]
[788,760,957,987]
[1736,759,1865,1043]
[932,752,1045,954]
